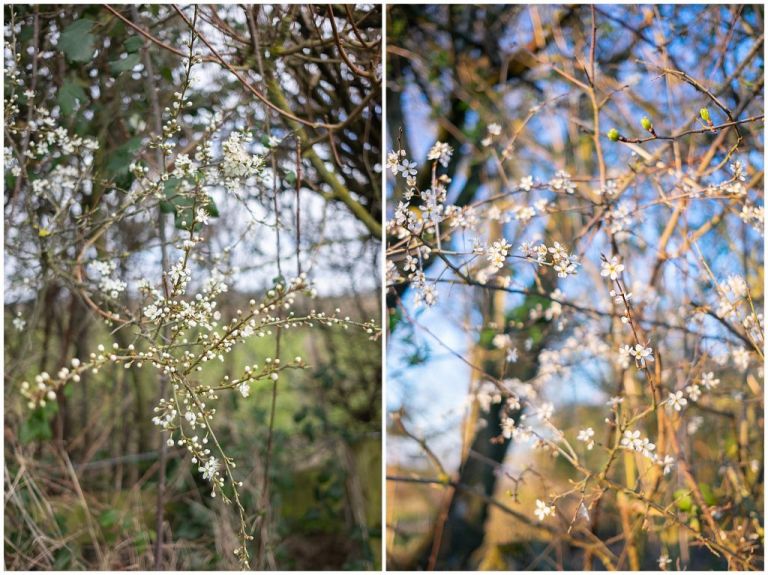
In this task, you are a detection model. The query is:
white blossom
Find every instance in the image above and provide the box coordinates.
[12,313,25,331]
[667,390,688,412]
[685,384,701,402]
[628,343,654,367]
[700,371,719,390]
[427,141,453,167]
[732,347,750,371]
[221,131,261,180]
[534,499,554,521]
[658,553,672,570]
[200,457,220,481]
[535,402,554,421]
[600,256,624,281]
[577,427,595,450]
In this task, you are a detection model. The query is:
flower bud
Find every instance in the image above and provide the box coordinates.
[699,107,710,122]
[607,128,620,142]
[641,116,652,131]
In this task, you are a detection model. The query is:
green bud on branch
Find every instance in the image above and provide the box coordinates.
[607,128,620,142]
[699,107,710,122]
[641,116,653,132]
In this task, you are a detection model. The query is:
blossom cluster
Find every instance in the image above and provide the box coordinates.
[519,241,580,278]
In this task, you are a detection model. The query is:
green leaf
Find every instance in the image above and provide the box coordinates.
[59,19,96,63]
[174,210,191,230]
[19,404,57,444]
[57,79,87,116]
[689,516,701,532]
[674,489,693,512]
[171,195,195,210]
[204,195,219,217]
[161,179,215,230]
[105,137,143,179]
[388,307,402,332]
[98,509,119,528]
[159,200,175,214]
[163,177,182,199]
[284,171,297,186]
[302,422,315,442]
[53,548,72,570]
[109,52,140,74]
[698,483,717,506]
[5,173,16,195]
[293,407,308,423]
[18,23,35,44]
[124,36,144,53]
[174,209,201,233]
[133,530,151,555]
[479,327,496,349]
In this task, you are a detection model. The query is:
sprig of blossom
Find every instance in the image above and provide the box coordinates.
[427,141,453,167]
[550,170,576,194]
[519,241,580,278]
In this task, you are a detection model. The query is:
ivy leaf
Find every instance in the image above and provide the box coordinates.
[109,52,141,74]
[58,19,96,63]
[160,178,181,215]
[163,177,182,199]
[124,36,144,53]
[105,137,143,180]
[5,173,16,194]
[204,195,219,217]
[18,23,35,44]
[169,193,197,231]
[174,209,201,232]
[57,78,87,116]
[159,200,176,214]
[160,179,217,229]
